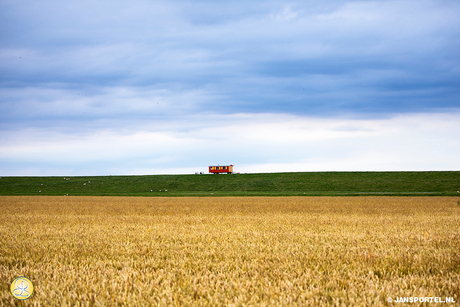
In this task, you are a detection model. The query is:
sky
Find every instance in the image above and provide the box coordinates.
[1,0,459,175]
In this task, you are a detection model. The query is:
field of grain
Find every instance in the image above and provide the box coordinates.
[1,196,459,306]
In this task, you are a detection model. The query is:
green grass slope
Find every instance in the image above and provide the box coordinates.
[1,171,459,196]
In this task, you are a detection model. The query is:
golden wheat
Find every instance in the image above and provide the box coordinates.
[1,196,459,306]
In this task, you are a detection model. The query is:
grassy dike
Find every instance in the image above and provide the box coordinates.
[0,171,459,196]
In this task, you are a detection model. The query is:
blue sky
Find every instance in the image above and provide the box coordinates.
[1,0,459,175]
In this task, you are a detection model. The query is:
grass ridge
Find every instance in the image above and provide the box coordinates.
[0,171,459,196]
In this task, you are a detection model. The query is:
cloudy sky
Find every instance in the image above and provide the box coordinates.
[1,0,459,175]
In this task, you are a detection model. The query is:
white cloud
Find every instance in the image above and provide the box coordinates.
[1,0,459,175]
[1,112,458,175]
[272,5,303,21]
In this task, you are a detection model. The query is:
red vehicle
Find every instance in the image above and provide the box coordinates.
[209,165,234,174]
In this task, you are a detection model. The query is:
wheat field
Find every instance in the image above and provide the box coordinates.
[1,196,459,306]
